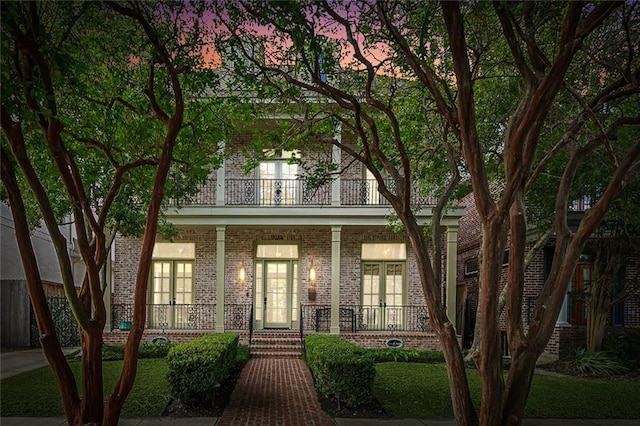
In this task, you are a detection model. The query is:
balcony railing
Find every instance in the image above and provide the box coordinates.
[226,179,331,206]
[167,178,437,207]
[341,179,435,206]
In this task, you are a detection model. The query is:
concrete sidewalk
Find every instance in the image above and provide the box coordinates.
[2,417,640,425]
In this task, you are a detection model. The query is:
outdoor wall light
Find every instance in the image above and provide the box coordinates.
[309,263,317,283]
[238,265,246,286]
[308,260,317,301]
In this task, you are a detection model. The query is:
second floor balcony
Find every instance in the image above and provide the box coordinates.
[171,178,436,208]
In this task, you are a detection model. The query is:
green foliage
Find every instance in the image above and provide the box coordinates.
[304,335,376,407]
[166,333,239,407]
[0,359,170,418]
[101,343,175,361]
[574,348,628,377]
[602,329,640,372]
[367,348,445,364]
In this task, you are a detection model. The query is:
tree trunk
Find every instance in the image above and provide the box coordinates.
[502,348,538,426]
[586,277,610,352]
[80,325,105,424]
[476,219,508,426]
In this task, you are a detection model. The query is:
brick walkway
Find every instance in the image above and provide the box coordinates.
[217,358,335,426]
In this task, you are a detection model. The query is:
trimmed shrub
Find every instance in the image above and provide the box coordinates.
[101,343,174,360]
[166,333,239,407]
[574,348,628,376]
[304,335,375,407]
[367,348,445,364]
[602,328,640,371]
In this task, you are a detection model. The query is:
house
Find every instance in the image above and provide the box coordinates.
[105,125,465,355]
[0,203,85,348]
[457,193,640,359]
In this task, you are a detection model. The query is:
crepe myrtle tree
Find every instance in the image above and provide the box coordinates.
[214,1,640,425]
[1,1,225,424]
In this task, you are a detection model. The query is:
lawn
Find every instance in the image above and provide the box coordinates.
[0,358,170,418]
[374,362,640,419]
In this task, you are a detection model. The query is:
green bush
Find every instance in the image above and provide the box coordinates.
[367,348,445,364]
[166,333,239,407]
[100,342,174,360]
[304,335,375,407]
[574,348,628,376]
[602,328,640,371]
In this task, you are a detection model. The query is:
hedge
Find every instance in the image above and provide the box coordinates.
[304,335,375,407]
[166,333,239,407]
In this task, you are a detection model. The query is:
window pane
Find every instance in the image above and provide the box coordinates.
[152,243,195,259]
[362,243,406,260]
[256,244,299,259]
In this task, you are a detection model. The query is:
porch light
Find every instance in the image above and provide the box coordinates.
[239,265,246,285]
[309,263,317,283]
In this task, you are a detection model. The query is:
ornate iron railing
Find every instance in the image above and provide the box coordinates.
[111,304,216,331]
[224,303,253,330]
[300,304,430,333]
[226,179,331,206]
[351,304,432,332]
[341,179,436,206]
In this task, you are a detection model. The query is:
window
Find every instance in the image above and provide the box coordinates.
[567,263,593,325]
[464,257,479,276]
[360,243,406,330]
[149,243,195,329]
[259,149,300,205]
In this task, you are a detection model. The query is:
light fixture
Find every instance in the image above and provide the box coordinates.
[239,264,246,286]
[309,261,317,283]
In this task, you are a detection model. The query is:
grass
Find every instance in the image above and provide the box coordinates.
[374,362,640,419]
[0,358,170,418]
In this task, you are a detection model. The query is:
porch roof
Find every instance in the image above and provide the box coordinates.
[164,205,465,227]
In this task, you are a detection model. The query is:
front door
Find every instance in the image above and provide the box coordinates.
[264,261,290,328]
[361,262,405,330]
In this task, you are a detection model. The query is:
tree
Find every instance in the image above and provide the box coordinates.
[213,1,640,425]
[1,2,223,424]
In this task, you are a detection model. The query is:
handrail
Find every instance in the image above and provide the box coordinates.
[299,303,304,357]
[249,303,254,347]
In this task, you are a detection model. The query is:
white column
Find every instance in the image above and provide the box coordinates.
[445,225,459,332]
[216,155,226,206]
[103,248,112,332]
[331,126,342,206]
[215,226,226,332]
[330,225,342,334]
[557,294,569,326]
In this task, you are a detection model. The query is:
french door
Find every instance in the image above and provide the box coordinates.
[255,260,299,329]
[361,262,405,330]
[150,260,193,328]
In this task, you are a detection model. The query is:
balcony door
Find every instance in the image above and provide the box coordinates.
[254,244,300,329]
[259,149,299,205]
[150,260,194,328]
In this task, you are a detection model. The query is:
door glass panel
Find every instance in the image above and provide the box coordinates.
[362,263,382,329]
[152,262,171,304]
[385,263,404,329]
[265,262,289,327]
[291,262,299,321]
[255,263,263,323]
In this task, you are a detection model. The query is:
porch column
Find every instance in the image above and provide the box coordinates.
[330,225,342,334]
[215,226,226,332]
[557,294,569,325]
[216,150,225,206]
[445,225,459,332]
[331,126,342,206]
[103,249,112,332]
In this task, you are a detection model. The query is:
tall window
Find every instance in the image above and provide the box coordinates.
[259,149,300,205]
[360,243,406,330]
[568,262,593,325]
[149,243,195,329]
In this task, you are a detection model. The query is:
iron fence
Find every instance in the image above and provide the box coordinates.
[225,179,331,206]
[111,303,216,331]
[352,304,432,332]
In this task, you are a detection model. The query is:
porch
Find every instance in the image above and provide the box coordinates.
[106,303,441,351]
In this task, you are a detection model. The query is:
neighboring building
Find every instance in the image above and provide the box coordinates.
[0,203,85,348]
[106,125,464,354]
[457,193,640,359]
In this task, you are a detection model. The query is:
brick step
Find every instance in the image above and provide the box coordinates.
[250,350,302,359]
[251,337,301,345]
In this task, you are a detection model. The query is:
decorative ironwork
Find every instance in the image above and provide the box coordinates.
[243,180,255,204]
[341,179,436,206]
[224,304,252,330]
[111,304,216,330]
[273,179,283,205]
[30,296,80,348]
[226,179,331,206]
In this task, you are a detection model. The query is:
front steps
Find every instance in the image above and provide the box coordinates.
[249,330,303,358]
